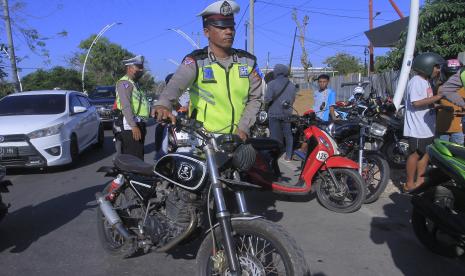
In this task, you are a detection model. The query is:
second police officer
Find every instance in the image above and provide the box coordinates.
[152,0,263,140]
[113,55,150,160]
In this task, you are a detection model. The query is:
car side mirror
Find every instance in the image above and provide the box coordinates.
[73,106,87,114]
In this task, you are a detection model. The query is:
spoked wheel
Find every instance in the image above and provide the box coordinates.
[197,219,310,276]
[96,184,137,258]
[314,168,366,213]
[362,154,390,204]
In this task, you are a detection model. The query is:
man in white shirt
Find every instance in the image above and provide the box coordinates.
[404,52,445,192]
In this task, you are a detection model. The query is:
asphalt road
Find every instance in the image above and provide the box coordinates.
[1,124,465,276]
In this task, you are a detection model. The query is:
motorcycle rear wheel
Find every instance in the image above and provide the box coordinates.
[96,184,138,258]
[314,168,366,213]
[411,190,464,258]
[382,138,408,169]
[196,218,310,276]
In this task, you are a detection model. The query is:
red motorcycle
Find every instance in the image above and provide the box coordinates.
[246,112,366,213]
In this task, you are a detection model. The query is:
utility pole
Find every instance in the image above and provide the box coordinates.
[369,0,374,74]
[249,0,254,54]
[245,21,248,51]
[2,0,20,92]
[289,27,297,77]
[292,9,310,82]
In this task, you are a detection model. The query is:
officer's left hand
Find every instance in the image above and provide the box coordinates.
[237,129,248,141]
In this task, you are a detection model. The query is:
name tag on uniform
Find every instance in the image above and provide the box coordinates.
[202,67,217,83]
[238,66,249,78]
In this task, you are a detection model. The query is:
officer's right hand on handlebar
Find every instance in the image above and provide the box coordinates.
[152,106,176,125]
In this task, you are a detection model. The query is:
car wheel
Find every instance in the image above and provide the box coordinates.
[95,124,104,148]
[70,135,79,166]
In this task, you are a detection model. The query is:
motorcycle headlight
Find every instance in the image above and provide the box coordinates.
[257,111,268,123]
[28,123,63,139]
[369,122,387,137]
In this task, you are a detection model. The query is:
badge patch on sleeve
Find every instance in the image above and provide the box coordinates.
[202,67,216,83]
[183,57,194,65]
[239,66,249,78]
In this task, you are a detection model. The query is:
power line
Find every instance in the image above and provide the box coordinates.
[256,0,393,22]
[259,0,313,26]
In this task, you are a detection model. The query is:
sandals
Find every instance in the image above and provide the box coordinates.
[401,184,414,194]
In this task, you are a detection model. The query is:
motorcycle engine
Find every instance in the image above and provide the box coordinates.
[143,181,205,247]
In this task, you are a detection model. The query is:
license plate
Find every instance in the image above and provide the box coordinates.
[0,147,17,157]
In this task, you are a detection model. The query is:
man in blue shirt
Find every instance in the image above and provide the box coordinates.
[313,74,337,121]
[294,74,337,160]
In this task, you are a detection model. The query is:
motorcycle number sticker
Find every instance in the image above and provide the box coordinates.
[316,151,329,162]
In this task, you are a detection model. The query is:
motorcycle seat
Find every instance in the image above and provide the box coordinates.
[445,144,465,161]
[114,154,155,176]
[247,138,282,151]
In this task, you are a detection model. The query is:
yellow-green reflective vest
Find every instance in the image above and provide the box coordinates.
[189,62,251,133]
[116,75,149,118]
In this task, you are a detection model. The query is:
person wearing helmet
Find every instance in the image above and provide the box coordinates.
[403,52,445,192]
[264,64,297,161]
[436,58,465,145]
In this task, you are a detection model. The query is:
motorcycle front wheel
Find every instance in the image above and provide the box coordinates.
[314,168,366,213]
[196,218,311,276]
[362,154,390,204]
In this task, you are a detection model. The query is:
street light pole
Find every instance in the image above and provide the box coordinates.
[81,22,121,92]
[168,28,200,50]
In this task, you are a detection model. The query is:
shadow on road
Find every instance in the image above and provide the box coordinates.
[370,193,465,275]
[0,183,107,253]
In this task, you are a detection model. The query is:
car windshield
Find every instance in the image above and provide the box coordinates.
[0,94,66,116]
[88,87,116,99]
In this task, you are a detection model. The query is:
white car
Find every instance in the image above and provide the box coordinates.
[0,90,104,168]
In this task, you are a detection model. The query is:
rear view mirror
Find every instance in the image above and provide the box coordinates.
[73,106,87,114]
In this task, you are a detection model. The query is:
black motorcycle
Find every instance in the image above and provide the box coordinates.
[0,165,12,222]
[411,139,465,258]
[95,117,310,275]
[324,116,390,203]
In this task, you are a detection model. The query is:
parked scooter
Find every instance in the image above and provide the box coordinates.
[0,165,12,222]
[246,111,366,213]
[411,139,465,258]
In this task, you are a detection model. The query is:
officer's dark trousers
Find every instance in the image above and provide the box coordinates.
[120,122,147,160]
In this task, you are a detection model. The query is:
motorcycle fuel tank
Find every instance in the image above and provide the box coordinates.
[154,153,207,191]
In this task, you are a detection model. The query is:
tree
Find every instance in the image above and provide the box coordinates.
[376,0,465,71]
[21,66,81,91]
[69,35,155,92]
[324,53,363,75]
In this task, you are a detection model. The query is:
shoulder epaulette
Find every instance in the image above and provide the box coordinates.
[233,48,257,61]
[185,47,209,61]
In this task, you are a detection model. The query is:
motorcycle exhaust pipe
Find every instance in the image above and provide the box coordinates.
[156,209,197,253]
[95,192,132,240]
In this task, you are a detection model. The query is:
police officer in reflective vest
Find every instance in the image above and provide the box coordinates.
[114,55,150,160]
[152,0,262,140]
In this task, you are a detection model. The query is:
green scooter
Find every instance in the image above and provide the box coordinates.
[411,139,465,258]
